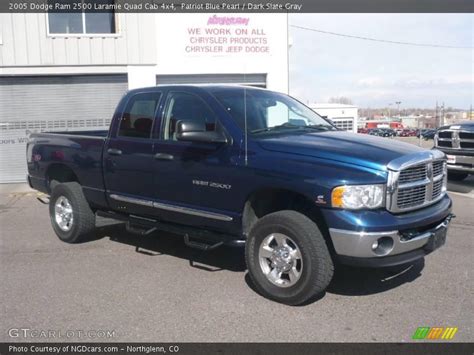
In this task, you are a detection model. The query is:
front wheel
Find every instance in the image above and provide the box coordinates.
[245,210,334,305]
[49,182,96,243]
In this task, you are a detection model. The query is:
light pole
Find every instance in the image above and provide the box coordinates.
[388,103,393,121]
[395,101,401,118]
[435,102,445,128]
[441,102,445,127]
[418,116,422,147]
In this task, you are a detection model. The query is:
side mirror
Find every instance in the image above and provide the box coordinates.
[175,120,228,144]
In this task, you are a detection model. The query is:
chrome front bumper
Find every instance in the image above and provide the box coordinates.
[447,154,474,173]
[329,214,454,258]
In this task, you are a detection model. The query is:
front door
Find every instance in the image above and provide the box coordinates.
[152,90,239,229]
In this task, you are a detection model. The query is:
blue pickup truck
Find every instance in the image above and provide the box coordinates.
[27,85,453,305]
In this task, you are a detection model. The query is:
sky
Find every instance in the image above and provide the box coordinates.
[288,14,473,109]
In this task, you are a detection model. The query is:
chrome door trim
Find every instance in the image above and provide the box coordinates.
[152,201,233,221]
[110,194,154,207]
[109,194,233,221]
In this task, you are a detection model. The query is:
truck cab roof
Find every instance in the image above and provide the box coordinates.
[127,84,270,95]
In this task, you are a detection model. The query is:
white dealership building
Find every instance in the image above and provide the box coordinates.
[0,12,289,182]
[309,103,359,133]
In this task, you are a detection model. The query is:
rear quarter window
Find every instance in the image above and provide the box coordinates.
[118,92,161,139]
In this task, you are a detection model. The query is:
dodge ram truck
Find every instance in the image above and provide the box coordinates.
[435,122,474,181]
[27,85,454,305]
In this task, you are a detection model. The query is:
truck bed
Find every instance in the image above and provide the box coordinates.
[27,130,108,209]
[35,130,109,138]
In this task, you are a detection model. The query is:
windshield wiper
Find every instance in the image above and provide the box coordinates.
[251,123,336,134]
[251,123,301,134]
[302,124,336,131]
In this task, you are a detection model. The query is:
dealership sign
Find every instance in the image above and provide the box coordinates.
[185,15,270,55]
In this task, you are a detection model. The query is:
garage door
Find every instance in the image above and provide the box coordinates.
[331,118,355,132]
[156,73,267,87]
[0,75,128,183]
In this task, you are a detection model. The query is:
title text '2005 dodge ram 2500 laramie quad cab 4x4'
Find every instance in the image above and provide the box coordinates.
[27,85,454,305]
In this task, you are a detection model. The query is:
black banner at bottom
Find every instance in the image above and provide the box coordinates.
[1,343,473,355]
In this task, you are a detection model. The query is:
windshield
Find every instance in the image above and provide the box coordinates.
[211,88,336,135]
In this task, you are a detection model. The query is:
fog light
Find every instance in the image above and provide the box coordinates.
[372,237,394,256]
[371,240,379,250]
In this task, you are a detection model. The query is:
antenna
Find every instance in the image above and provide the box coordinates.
[244,68,248,166]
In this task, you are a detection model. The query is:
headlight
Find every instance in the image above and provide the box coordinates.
[331,184,385,209]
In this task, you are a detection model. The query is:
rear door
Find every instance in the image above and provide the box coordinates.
[104,91,163,216]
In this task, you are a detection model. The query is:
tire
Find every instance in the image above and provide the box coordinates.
[448,171,469,181]
[49,182,96,243]
[245,210,334,305]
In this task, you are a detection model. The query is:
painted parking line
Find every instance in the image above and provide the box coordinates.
[448,191,474,199]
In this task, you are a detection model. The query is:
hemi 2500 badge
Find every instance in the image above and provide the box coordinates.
[193,180,232,190]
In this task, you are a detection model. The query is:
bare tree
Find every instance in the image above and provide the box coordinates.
[328,96,353,105]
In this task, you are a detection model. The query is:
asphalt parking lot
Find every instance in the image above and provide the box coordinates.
[1,173,472,343]
[1,136,473,343]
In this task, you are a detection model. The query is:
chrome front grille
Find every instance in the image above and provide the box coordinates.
[398,164,427,184]
[432,160,444,176]
[387,151,447,213]
[435,129,474,150]
[397,185,426,209]
[432,179,444,199]
[438,131,452,139]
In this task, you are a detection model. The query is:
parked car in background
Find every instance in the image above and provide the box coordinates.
[357,128,369,134]
[417,129,430,138]
[369,128,395,137]
[384,128,397,137]
[399,129,416,137]
[435,122,474,181]
[422,129,436,140]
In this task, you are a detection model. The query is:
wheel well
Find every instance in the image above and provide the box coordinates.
[242,188,335,254]
[242,189,322,233]
[45,164,79,191]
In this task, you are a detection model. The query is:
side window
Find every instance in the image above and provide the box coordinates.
[163,92,217,141]
[266,101,290,127]
[118,92,161,139]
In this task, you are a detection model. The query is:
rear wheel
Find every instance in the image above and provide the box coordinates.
[245,210,334,305]
[49,182,96,243]
[448,171,469,181]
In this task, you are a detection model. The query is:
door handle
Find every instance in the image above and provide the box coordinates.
[154,153,174,161]
[107,148,122,156]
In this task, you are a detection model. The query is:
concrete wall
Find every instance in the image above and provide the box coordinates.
[0,13,289,92]
[0,13,156,68]
[312,107,358,121]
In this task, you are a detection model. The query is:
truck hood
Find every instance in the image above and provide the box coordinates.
[257,130,426,171]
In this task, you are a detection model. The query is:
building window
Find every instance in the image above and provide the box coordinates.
[48,0,116,35]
